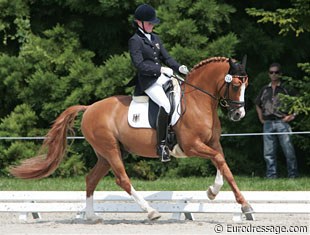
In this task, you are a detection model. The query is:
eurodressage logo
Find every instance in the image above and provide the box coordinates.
[133,114,140,123]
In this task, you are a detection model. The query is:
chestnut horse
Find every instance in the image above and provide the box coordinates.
[10,56,253,221]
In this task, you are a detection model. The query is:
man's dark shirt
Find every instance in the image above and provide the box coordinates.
[255,82,293,120]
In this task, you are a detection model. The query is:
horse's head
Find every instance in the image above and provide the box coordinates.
[181,56,248,121]
[219,55,248,121]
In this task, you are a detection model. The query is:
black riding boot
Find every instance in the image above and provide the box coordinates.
[156,107,170,162]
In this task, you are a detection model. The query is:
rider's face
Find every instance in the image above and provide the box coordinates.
[137,20,154,33]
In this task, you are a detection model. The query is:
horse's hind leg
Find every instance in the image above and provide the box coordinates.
[112,156,161,220]
[84,155,111,222]
[95,142,161,220]
[130,185,161,220]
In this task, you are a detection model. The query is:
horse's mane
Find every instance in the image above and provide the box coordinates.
[189,57,229,75]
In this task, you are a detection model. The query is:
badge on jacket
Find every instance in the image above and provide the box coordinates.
[155,43,160,50]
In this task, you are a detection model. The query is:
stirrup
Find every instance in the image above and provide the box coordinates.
[157,145,171,162]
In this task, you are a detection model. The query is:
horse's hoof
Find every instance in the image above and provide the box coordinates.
[241,204,255,220]
[207,187,217,200]
[148,210,161,220]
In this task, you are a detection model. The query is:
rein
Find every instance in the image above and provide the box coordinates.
[173,74,247,109]
[173,74,218,100]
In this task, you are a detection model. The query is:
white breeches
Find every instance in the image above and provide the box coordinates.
[145,74,171,113]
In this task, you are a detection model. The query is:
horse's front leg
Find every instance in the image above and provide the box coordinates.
[213,153,254,219]
[207,169,223,200]
[184,141,254,218]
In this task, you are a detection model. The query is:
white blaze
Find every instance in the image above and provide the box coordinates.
[240,83,246,102]
[239,83,246,118]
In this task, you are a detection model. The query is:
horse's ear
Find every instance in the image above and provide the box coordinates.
[241,55,247,69]
[228,58,234,69]
[228,58,237,72]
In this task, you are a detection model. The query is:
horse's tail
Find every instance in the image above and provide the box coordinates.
[10,105,88,179]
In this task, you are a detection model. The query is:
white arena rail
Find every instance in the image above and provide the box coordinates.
[1,133,309,222]
[0,191,309,221]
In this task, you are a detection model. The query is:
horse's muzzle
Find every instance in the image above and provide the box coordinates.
[228,106,245,122]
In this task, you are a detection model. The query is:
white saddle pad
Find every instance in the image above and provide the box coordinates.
[128,78,181,128]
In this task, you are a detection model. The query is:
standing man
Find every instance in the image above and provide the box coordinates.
[255,63,298,178]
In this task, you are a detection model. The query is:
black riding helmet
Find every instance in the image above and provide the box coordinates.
[134,4,160,25]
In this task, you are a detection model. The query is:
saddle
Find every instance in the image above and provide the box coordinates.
[128,77,181,129]
[128,77,181,151]
[128,77,190,157]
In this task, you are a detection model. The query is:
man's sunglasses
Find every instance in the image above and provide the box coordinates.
[269,71,280,75]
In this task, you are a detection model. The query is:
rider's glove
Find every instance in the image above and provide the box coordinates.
[160,67,174,77]
[179,65,189,75]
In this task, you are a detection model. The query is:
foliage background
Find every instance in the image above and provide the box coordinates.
[0,0,309,179]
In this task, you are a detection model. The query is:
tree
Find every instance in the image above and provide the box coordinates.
[0,0,136,176]
[246,0,310,36]
[156,0,239,66]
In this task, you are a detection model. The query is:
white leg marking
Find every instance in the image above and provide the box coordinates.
[83,195,103,222]
[210,169,224,195]
[130,185,154,213]
[130,185,161,220]
[85,196,95,218]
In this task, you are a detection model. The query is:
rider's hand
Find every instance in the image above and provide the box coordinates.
[179,65,189,75]
[161,67,174,77]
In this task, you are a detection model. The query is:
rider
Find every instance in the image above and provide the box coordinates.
[128,3,189,162]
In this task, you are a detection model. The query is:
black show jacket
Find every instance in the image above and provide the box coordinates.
[128,30,180,95]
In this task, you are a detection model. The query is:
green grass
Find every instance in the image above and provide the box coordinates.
[0,176,309,191]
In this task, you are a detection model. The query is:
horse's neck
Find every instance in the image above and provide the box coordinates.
[183,63,225,116]
[177,61,226,137]
[187,65,223,98]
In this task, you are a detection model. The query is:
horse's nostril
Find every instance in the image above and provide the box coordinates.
[229,110,243,122]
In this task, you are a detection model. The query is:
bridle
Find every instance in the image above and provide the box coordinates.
[173,73,248,111]
[218,74,248,111]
